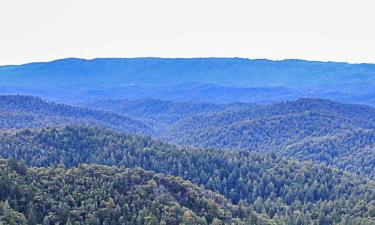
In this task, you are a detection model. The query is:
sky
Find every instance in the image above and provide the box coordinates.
[1,0,375,65]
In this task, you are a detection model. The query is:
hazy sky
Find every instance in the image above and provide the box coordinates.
[1,0,375,65]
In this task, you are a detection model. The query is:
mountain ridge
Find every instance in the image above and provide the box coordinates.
[2,57,375,88]
[2,57,375,105]
[4,57,374,67]
[0,95,153,135]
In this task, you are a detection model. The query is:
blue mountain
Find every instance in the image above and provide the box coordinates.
[1,57,375,104]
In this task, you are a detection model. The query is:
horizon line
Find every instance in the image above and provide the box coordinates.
[2,56,374,67]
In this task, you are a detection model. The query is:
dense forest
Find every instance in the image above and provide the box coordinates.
[0,158,277,225]
[78,97,375,178]
[1,94,375,224]
[79,99,226,125]
[79,99,254,132]
[0,95,152,135]
[162,98,375,177]
[0,96,375,177]
[1,125,375,224]
[283,128,375,177]
[2,95,375,178]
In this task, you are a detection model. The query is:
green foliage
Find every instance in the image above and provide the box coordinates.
[164,98,375,177]
[6,157,27,175]
[0,159,272,225]
[2,95,375,224]
[0,201,27,225]
[3,95,375,179]
[1,125,374,224]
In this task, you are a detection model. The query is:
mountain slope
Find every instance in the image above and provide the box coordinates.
[164,98,375,177]
[1,125,375,223]
[283,128,375,176]
[79,98,225,125]
[3,95,375,178]
[0,95,153,135]
[79,98,254,129]
[0,159,273,225]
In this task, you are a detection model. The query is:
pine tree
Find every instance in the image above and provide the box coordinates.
[26,202,38,225]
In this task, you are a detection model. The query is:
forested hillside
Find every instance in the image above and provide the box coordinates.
[165,98,375,177]
[283,128,375,177]
[3,95,375,178]
[3,95,375,179]
[1,125,375,224]
[79,99,252,128]
[0,158,276,225]
[0,95,152,135]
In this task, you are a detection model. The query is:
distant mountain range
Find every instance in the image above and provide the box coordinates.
[2,57,374,87]
[1,58,375,105]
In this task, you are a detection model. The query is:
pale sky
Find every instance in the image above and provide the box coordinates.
[1,0,375,65]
